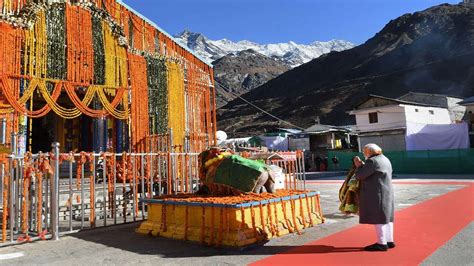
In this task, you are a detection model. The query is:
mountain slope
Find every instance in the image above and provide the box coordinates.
[213,49,290,108]
[217,3,474,136]
[174,30,355,67]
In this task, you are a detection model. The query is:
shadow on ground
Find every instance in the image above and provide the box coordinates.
[71,223,363,258]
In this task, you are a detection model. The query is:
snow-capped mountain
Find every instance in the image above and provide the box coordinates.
[174,30,356,68]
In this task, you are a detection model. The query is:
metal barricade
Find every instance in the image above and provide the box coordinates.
[0,144,305,245]
[0,143,200,245]
[240,150,307,190]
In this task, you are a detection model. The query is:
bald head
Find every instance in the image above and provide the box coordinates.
[363,143,382,159]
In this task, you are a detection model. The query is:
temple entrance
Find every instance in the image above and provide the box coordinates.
[29,114,128,153]
[24,83,130,153]
[29,113,94,153]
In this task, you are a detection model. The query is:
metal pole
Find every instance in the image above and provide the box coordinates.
[11,132,17,155]
[11,133,18,233]
[302,150,307,191]
[1,118,6,144]
[113,154,117,225]
[140,154,145,219]
[51,142,60,241]
[102,155,106,227]
[69,158,73,232]
[9,156,14,242]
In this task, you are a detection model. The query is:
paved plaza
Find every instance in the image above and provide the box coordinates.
[0,176,472,265]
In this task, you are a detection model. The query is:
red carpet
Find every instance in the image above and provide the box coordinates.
[251,183,474,266]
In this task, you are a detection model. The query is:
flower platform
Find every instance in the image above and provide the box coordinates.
[136,190,325,247]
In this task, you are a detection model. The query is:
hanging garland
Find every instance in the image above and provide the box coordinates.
[1,1,216,153]
[46,3,66,80]
[145,56,168,135]
[128,54,149,152]
[103,20,127,89]
[167,61,185,147]
[23,10,47,78]
[0,77,129,119]
[66,5,94,84]
[92,15,105,85]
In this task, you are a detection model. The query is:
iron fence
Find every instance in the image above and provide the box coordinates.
[0,140,306,245]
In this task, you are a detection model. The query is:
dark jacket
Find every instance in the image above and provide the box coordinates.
[355,154,394,224]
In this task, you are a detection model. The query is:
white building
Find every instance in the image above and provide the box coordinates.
[349,94,468,151]
[397,92,465,122]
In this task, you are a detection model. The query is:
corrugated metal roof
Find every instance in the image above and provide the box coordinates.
[305,124,350,133]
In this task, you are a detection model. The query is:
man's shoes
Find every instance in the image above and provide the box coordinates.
[387,242,396,249]
[364,243,388,251]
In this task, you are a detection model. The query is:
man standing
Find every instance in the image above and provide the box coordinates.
[354,143,395,252]
[332,155,339,170]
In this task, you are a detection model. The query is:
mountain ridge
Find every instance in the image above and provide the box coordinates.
[217,3,474,136]
[174,30,355,67]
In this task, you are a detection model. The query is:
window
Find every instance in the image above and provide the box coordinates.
[368,112,378,124]
[429,110,434,115]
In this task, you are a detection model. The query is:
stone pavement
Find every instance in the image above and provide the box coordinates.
[0,177,473,265]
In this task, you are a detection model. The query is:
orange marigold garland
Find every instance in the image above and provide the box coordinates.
[299,195,307,229]
[250,205,257,238]
[76,152,87,203]
[290,199,301,235]
[273,202,280,236]
[305,193,314,226]
[267,203,275,237]
[209,207,215,246]
[217,208,224,246]
[316,194,324,222]
[183,205,189,241]
[281,200,293,233]
[259,203,266,235]
[200,206,205,244]
[240,206,246,231]
[161,203,167,233]
[106,154,115,216]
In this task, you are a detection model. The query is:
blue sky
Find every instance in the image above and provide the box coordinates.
[122,0,459,45]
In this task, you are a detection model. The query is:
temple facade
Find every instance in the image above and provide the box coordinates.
[0,0,216,154]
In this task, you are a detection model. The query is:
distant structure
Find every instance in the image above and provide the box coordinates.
[349,94,469,151]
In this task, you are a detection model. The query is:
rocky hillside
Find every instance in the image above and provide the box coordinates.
[174,31,354,107]
[217,3,474,136]
[213,49,290,108]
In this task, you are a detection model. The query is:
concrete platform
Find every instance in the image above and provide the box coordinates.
[0,178,472,265]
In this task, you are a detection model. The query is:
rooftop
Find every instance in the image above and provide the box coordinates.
[305,124,351,133]
[353,94,444,110]
[458,96,474,105]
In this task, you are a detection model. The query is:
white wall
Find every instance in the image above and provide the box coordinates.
[353,105,406,132]
[352,104,452,133]
[403,105,451,125]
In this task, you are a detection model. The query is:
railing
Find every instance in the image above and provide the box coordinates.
[0,138,306,245]
[0,141,200,245]
[240,150,307,191]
